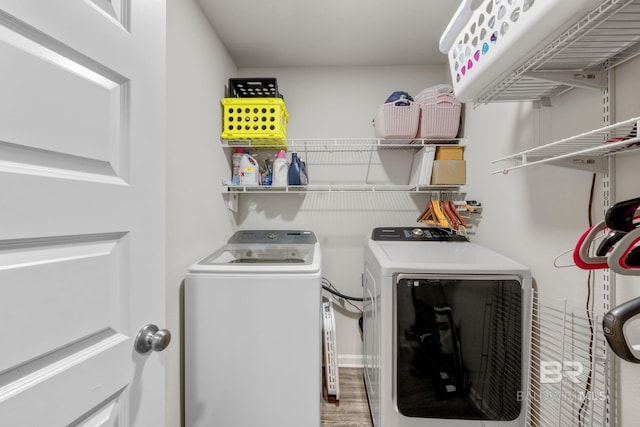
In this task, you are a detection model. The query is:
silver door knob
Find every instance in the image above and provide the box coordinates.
[134,323,171,354]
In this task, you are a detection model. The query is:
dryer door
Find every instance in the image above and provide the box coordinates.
[395,274,525,422]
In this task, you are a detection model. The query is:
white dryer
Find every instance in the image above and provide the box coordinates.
[363,227,532,427]
[185,230,322,427]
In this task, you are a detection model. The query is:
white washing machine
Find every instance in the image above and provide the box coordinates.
[363,227,532,427]
[185,230,322,427]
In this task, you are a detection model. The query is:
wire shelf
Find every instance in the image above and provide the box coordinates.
[222,138,467,195]
[221,138,466,151]
[223,183,465,194]
[477,0,640,104]
[491,116,640,174]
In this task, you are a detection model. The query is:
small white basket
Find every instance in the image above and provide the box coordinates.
[415,84,455,101]
[415,87,461,140]
[373,101,420,142]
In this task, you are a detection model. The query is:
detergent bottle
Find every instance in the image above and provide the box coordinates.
[288,152,302,186]
[272,150,289,186]
[231,148,244,185]
[239,153,259,186]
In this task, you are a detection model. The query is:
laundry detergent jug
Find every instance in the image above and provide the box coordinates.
[239,153,259,186]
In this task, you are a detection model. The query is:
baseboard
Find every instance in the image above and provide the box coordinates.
[338,354,364,368]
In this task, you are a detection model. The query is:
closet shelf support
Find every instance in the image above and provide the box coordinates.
[522,71,607,91]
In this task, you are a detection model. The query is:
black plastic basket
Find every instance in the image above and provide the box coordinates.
[228,78,280,98]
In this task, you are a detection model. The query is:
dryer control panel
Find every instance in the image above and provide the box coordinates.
[371,227,468,242]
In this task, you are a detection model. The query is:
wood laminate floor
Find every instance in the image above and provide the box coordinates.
[321,368,373,427]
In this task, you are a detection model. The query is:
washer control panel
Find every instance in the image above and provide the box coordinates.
[371,227,468,242]
[228,230,317,244]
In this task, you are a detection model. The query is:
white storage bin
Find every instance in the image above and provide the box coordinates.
[415,86,461,140]
[373,101,420,142]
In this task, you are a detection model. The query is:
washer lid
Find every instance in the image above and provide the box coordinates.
[188,230,321,273]
[202,244,316,265]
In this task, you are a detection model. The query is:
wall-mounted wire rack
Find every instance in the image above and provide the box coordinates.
[527,292,611,427]
[491,116,640,174]
[221,138,465,151]
[221,138,467,194]
[223,184,464,194]
[475,0,640,105]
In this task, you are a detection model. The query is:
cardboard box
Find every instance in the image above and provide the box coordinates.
[435,146,464,160]
[431,160,466,185]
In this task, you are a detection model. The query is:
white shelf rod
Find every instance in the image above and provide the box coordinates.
[223,184,464,194]
[221,138,466,150]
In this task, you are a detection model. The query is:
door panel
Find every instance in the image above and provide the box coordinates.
[0,0,165,425]
[0,8,127,182]
[1,341,129,426]
[0,233,127,372]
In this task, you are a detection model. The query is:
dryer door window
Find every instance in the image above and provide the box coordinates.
[396,275,523,421]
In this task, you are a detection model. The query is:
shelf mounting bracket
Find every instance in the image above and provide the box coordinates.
[224,192,238,213]
[547,157,607,174]
[523,71,607,91]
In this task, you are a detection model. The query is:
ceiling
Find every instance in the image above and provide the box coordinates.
[196,0,460,68]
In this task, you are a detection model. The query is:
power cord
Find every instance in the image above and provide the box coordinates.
[322,277,363,303]
[322,277,364,334]
[579,173,596,427]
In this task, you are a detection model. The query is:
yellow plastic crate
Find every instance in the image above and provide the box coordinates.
[221,98,288,143]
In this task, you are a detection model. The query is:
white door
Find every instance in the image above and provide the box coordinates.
[0,1,166,426]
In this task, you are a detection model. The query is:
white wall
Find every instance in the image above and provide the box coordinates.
[466,89,604,304]
[166,1,237,426]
